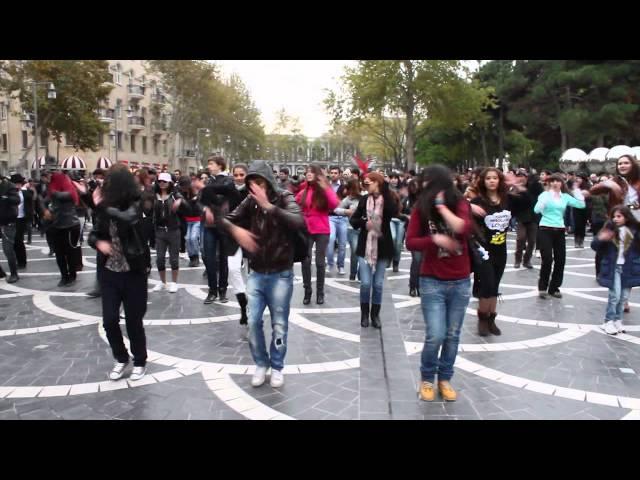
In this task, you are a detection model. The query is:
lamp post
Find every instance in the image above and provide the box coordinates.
[110,104,132,164]
[196,128,210,168]
[24,81,56,179]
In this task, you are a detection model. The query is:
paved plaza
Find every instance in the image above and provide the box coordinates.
[0,230,639,420]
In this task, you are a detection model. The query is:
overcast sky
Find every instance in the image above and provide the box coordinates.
[212,60,481,138]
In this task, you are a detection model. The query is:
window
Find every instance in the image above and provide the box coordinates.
[116,99,123,118]
[0,102,7,120]
[2,134,7,151]
[111,64,122,85]
[22,130,28,149]
[65,134,76,147]
[117,132,123,151]
[130,134,136,152]
[153,136,159,155]
[142,136,147,154]
[98,133,104,147]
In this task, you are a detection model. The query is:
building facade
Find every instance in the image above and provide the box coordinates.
[0,60,201,177]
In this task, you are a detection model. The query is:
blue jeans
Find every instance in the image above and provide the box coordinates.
[327,216,348,268]
[202,228,228,291]
[390,218,406,263]
[419,277,471,382]
[246,269,294,371]
[185,221,201,258]
[358,257,388,304]
[605,265,631,322]
[347,228,359,278]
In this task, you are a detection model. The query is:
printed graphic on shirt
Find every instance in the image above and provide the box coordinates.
[484,210,511,246]
[428,220,462,258]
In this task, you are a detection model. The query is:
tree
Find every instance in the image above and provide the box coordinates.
[0,60,113,156]
[326,60,492,171]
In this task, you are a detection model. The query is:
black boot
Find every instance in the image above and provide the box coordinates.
[392,261,399,273]
[360,303,370,327]
[57,276,68,287]
[409,287,418,297]
[204,289,218,304]
[0,267,5,279]
[218,288,229,303]
[87,278,101,298]
[7,272,19,284]
[316,288,324,305]
[371,304,381,329]
[303,287,312,305]
[66,273,77,286]
[477,311,490,337]
[487,312,501,336]
[236,293,248,325]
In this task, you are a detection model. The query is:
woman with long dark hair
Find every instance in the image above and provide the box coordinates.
[350,172,396,329]
[296,164,339,305]
[470,168,525,336]
[535,173,586,299]
[405,177,423,296]
[406,164,473,402]
[89,164,151,381]
[43,170,81,286]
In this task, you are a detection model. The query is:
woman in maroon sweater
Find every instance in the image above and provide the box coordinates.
[406,165,473,403]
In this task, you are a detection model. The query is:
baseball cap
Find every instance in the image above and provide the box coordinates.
[516,168,528,177]
[158,172,173,183]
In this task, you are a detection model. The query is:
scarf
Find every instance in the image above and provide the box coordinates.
[365,193,384,267]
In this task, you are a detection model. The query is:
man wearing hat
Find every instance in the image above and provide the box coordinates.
[0,174,21,283]
[10,173,33,270]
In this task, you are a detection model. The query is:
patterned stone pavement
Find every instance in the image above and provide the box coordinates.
[1,229,639,420]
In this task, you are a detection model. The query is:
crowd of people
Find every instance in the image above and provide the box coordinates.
[0,153,639,402]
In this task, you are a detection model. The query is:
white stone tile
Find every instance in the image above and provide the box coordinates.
[175,360,200,371]
[498,375,528,388]
[242,406,279,420]
[69,382,100,395]
[454,358,484,373]
[127,375,157,388]
[619,368,636,374]
[522,339,548,348]
[169,319,191,325]
[7,386,43,398]
[151,369,184,383]
[586,392,619,407]
[0,330,16,336]
[553,387,586,401]
[474,368,503,380]
[37,325,61,333]
[206,379,231,391]
[213,387,244,402]
[343,358,360,368]
[200,366,225,380]
[0,386,16,398]
[226,396,259,413]
[621,410,640,420]
[297,363,327,373]
[190,318,210,325]
[482,344,507,351]
[177,368,200,377]
[98,380,129,392]
[152,356,181,367]
[281,365,299,374]
[516,319,538,326]
[220,365,249,375]
[38,385,71,397]
[536,321,559,328]
[17,328,38,335]
[459,344,486,352]
[146,352,163,362]
[524,381,556,395]
[270,414,294,420]
[617,396,640,410]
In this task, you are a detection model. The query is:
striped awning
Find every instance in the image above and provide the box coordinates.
[31,155,47,170]
[61,155,86,170]
[96,157,113,170]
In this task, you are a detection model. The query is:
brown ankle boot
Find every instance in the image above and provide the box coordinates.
[487,312,501,336]
[477,311,490,337]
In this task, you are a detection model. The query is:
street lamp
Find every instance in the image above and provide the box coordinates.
[24,81,56,179]
[196,128,210,168]
[111,103,132,164]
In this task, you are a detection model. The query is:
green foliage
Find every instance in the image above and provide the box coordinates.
[0,60,113,152]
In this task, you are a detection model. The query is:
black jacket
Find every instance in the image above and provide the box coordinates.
[200,173,238,229]
[220,161,305,273]
[0,180,20,226]
[152,192,183,231]
[88,204,151,274]
[350,191,396,261]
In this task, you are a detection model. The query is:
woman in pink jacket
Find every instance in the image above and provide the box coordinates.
[296,164,339,305]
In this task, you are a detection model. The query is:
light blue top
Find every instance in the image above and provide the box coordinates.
[534,191,586,228]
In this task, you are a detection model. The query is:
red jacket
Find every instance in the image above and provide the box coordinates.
[405,199,473,280]
[295,184,339,235]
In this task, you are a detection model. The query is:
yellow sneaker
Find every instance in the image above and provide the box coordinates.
[418,381,435,401]
[438,381,457,402]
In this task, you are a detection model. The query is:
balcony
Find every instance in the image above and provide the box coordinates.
[128,116,146,130]
[152,121,168,133]
[151,93,168,104]
[98,108,115,123]
[127,84,145,100]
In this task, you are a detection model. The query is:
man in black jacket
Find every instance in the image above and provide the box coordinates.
[218,160,305,388]
[200,156,237,304]
[0,175,21,282]
[513,169,543,269]
[10,173,33,270]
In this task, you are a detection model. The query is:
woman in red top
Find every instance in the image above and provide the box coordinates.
[296,164,339,305]
[406,165,473,403]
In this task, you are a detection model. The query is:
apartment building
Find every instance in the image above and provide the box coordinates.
[0,60,200,177]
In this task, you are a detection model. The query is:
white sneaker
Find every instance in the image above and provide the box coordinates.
[270,369,284,388]
[326,265,334,273]
[130,366,146,381]
[614,320,626,334]
[251,366,268,387]
[338,267,345,275]
[151,283,166,292]
[109,361,128,380]
[601,321,618,335]
[168,282,178,293]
